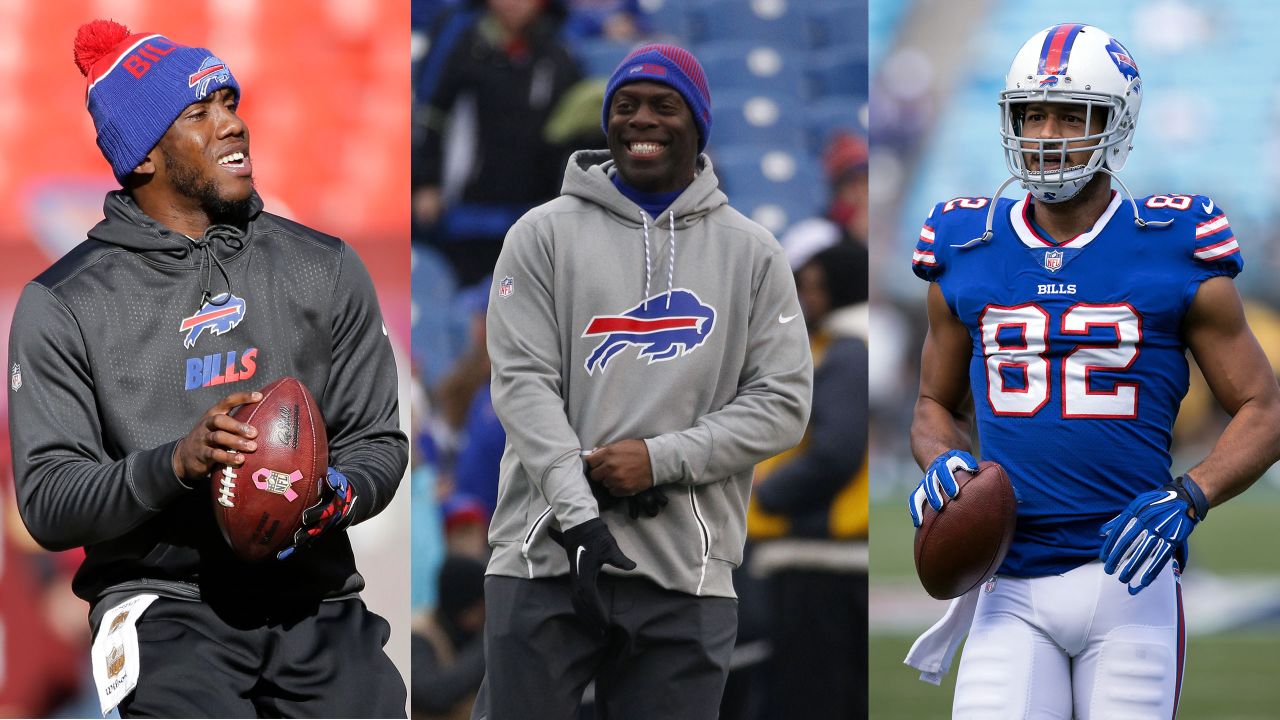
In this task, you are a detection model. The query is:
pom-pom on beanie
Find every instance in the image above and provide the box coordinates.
[74,19,240,183]
[602,44,711,152]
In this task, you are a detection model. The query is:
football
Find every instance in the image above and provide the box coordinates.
[212,377,327,562]
[914,460,1017,600]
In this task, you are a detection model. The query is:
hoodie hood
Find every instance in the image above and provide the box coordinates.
[87,189,263,312]
[562,149,727,229]
[562,150,729,310]
[87,189,263,263]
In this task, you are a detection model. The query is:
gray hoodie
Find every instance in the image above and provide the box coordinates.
[485,150,813,598]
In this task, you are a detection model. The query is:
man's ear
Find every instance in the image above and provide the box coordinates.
[132,152,157,178]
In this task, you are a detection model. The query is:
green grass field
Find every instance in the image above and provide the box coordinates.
[868,494,1280,717]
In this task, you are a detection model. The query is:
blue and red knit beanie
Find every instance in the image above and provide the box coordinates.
[74,19,240,183]
[602,44,712,152]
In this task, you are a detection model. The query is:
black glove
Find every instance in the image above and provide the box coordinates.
[549,518,636,633]
[627,486,669,519]
[590,477,622,512]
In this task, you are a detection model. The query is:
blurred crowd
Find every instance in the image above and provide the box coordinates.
[409,0,869,717]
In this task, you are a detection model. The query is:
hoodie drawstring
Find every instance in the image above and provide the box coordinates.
[640,210,679,310]
[641,212,653,310]
[665,210,676,309]
[191,224,245,308]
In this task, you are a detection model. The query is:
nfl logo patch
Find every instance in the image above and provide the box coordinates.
[1044,250,1064,272]
[499,276,514,298]
[9,363,20,391]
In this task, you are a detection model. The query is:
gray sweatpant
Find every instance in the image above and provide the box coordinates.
[471,574,737,720]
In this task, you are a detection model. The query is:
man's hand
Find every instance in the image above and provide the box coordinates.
[908,449,977,528]
[1100,475,1209,595]
[278,468,358,560]
[584,450,667,518]
[585,440,653,496]
[172,391,262,484]
[549,518,636,633]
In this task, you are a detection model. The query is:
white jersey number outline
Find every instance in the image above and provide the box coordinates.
[979,303,1141,418]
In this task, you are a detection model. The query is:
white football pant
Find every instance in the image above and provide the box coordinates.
[952,560,1183,719]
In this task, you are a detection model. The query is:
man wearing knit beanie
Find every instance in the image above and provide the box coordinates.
[475,42,811,718]
[9,20,407,718]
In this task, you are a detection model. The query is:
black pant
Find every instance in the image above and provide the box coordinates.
[472,575,738,720]
[113,596,405,718]
[768,570,867,720]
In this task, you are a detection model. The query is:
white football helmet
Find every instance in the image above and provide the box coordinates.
[1000,24,1142,203]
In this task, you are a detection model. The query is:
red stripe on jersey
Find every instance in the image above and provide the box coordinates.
[1195,236,1236,255]
[1195,215,1230,238]
[1194,239,1239,262]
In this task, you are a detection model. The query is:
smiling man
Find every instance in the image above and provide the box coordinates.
[7,20,407,718]
[474,44,813,718]
[904,24,1280,718]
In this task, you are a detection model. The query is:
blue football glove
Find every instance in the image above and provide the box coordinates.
[1099,475,1209,595]
[277,468,359,560]
[909,450,978,528]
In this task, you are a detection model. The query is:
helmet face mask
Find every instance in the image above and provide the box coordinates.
[1000,24,1142,203]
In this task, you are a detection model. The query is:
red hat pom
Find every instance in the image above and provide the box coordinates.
[74,19,132,77]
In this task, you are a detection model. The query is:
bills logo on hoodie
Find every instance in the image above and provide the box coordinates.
[582,290,715,375]
[180,293,246,348]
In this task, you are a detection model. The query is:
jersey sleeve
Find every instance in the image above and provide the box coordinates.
[8,283,188,550]
[911,202,946,281]
[1188,194,1243,277]
[486,218,599,530]
[324,244,409,527]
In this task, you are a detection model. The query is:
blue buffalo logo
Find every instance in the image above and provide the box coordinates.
[1105,38,1139,82]
[582,290,715,375]
[180,293,246,348]
[1038,76,1059,87]
[188,56,230,99]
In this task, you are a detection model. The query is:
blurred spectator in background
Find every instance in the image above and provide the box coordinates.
[561,0,645,42]
[412,555,488,720]
[824,132,869,247]
[781,131,868,270]
[431,279,506,524]
[747,242,869,719]
[435,282,493,437]
[413,0,584,286]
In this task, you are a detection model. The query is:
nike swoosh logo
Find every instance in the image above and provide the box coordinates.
[1202,199,1214,214]
[1153,490,1179,505]
[779,313,798,324]
[576,546,585,575]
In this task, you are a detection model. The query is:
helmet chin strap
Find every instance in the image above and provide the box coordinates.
[1096,167,1174,229]
[953,174,1020,249]
[956,165,1172,249]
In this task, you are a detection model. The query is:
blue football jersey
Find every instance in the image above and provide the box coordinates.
[912,191,1242,576]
